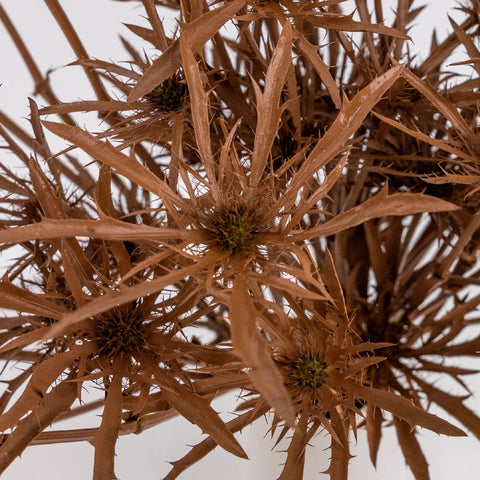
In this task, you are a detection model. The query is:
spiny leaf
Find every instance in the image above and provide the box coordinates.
[128,0,247,101]
[292,188,459,241]
[393,417,430,480]
[150,365,247,459]
[230,276,296,427]
[250,21,293,187]
[91,373,123,480]
[0,344,94,432]
[283,65,404,199]
[42,120,185,208]
[342,378,466,437]
[0,279,65,320]
[0,217,196,244]
[0,381,78,474]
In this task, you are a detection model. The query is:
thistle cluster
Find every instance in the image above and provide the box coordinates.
[0,1,480,479]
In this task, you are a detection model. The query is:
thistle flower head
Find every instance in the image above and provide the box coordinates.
[93,303,149,360]
[207,205,260,255]
[144,72,188,113]
[286,352,329,391]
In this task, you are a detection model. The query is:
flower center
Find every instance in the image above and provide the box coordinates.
[144,74,188,113]
[207,207,260,255]
[289,353,328,390]
[94,305,148,359]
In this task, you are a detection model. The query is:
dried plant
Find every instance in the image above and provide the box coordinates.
[0,0,480,479]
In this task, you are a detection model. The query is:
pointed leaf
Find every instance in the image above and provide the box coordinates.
[128,0,247,101]
[286,65,403,197]
[323,410,350,480]
[230,276,296,427]
[393,417,430,480]
[179,35,219,201]
[277,412,310,480]
[342,378,466,436]
[45,256,211,339]
[251,21,293,187]
[0,280,64,319]
[365,403,383,467]
[0,381,77,474]
[42,120,184,208]
[150,365,247,459]
[0,344,93,431]
[0,216,196,245]
[293,187,459,241]
[91,373,123,480]
[413,375,480,440]
[164,404,269,480]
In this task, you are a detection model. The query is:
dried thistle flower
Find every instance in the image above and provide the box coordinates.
[93,303,149,360]
[144,72,188,113]
[200,203,262,255]
[283,351,329,392]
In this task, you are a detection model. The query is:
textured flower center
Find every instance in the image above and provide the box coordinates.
[207,207,260,255]
[221,216,255,253]
[289,353,328,390]
[144,75,188,113]
[94,306,147,359]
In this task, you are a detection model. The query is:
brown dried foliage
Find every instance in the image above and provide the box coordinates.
[0,0,480,479]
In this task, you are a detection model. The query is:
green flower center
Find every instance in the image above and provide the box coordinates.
[290,353,328,390]
[221,216,255,253]
[208,207,260,255]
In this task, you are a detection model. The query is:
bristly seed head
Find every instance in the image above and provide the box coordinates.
[94,304,148,360]
[287,352,329,391]
[207,205,260,255]
[144,71,188,113]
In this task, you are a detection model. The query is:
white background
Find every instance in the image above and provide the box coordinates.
[0,1,479,479]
